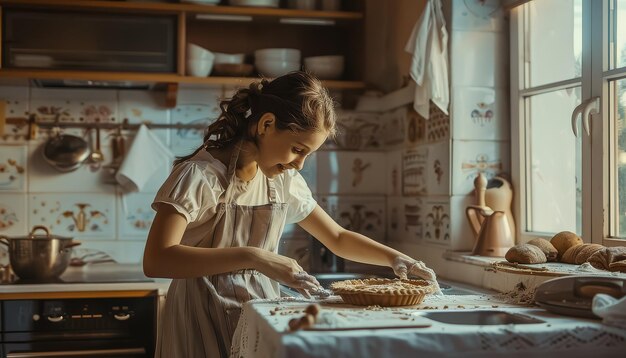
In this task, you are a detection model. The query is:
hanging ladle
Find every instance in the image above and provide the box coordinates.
[88,125,104,165]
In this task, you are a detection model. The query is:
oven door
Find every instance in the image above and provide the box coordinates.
[3,341,145,358]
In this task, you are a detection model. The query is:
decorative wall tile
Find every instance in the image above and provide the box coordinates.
[317,152,387,195]
[423,198,451,246]
[0,193,27,235]
[451,87,508,141]
[0,85,30,142]
[0,145,27,192]
[451,140,510,195]
[119,90,170,145]
[386,150,402,196]
[172,88,222,156]
[405,107,427,147]
[30,88,118,137]
[27,142,116,193]
[451,30,507,88]
[381,107,406,149]
[402,147,428,196]
[278,236,312,272]
[325,111,383,150]
[29,193,116,238]
[426,141,451,196]
[451,0,505,32]
[117,191,156,238]
[449,194,477,251]
[387,196,424,244]
[426,102,450,143]
[319,195,386,242]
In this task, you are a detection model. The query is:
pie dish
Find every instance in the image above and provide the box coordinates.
[330,278,435,307]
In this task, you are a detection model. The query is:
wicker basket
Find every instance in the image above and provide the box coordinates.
[330,278,435,307]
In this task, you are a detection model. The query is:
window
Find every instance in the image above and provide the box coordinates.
[511,0,626,245]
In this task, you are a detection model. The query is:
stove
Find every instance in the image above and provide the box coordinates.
[0,265,156,357]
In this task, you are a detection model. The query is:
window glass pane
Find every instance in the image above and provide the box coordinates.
[617,0,626,69]
[528,0,582,87]
[616,79,626,238]
[528,88,582,234]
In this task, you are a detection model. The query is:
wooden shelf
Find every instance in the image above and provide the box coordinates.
[0,0,363,20]
[0,69,366,90]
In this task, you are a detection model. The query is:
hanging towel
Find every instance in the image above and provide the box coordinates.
[116,124,174,193]
[592,293,626,330]
[405,0,449,118]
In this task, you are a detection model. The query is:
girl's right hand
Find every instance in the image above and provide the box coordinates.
[250,248,321,298]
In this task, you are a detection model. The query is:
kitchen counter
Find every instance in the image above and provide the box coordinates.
[0,263,171,299]
[232,293,626,358]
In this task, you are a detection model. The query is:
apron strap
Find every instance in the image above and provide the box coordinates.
[266,177,278,204]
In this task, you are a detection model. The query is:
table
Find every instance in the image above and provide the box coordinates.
[230,294,626,358]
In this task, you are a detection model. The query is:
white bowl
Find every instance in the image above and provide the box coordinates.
[180,0,220,5]
[228,0,279,7]
[255,48,301,62]
[214,52,245,64]
[187,43,215,61]
[255,60,300,78]
[304,55,344,80]
[187,59,214,77]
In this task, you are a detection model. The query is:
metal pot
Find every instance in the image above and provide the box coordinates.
[0,225,81,280]
[42,131,91,172]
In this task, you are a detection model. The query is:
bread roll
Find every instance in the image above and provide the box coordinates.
[574,243,604,264]
[505,244,547,264]
[550,231,583,260]
[609,260,626,273]
[527,238,558,261]
[589,246,626,270]
[561,245,584,264]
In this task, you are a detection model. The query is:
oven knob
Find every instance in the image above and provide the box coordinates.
[113,312,131,321]
[32,314,40,321]
[47,314,64,323]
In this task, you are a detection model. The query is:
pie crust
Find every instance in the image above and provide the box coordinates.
[330,278,435,307]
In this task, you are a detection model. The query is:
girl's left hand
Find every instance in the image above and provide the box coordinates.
[392,256,443,295]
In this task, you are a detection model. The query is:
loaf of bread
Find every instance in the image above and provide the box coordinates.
[527,238,558,261]
[561,243,604,264]
[505,244,547,264]
[609,260,626,273]
[588,246,626,270]
[550,231,583,260]
[561,245,584,264]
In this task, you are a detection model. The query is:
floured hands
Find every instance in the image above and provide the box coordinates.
[252,249,322,298]
[392,256,443,295]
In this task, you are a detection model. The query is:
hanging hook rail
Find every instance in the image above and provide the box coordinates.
[6,115,208,131]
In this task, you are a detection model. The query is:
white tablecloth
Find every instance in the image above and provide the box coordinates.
[230,294,626,358]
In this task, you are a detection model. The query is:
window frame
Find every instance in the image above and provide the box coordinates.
[510,0,626,247]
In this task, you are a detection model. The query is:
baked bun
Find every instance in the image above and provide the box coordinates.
[527,238,558,261]
[589,246,626,270]
[561,245,584,264]
[550,231,583,260]
[574,243,604,264]
[505,244,547,264]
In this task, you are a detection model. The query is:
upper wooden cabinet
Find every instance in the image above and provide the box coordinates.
[0,0,366,90]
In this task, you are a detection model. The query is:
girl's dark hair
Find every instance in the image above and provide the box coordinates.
[174,71,337,165]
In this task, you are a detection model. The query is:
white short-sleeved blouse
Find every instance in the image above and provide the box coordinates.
[152,149,316,247]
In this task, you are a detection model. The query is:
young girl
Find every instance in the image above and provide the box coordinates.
[143,71,440,358]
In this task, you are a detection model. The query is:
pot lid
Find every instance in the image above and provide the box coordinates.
[1,225,73,240]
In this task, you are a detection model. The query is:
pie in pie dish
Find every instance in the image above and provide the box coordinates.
[330,278,435,307]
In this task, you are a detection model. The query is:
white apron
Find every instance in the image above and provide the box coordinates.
[156,145,288,358]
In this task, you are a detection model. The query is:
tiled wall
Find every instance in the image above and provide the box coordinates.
[0,85,225,263]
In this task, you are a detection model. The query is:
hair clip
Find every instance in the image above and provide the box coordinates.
[245,109,252,119]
